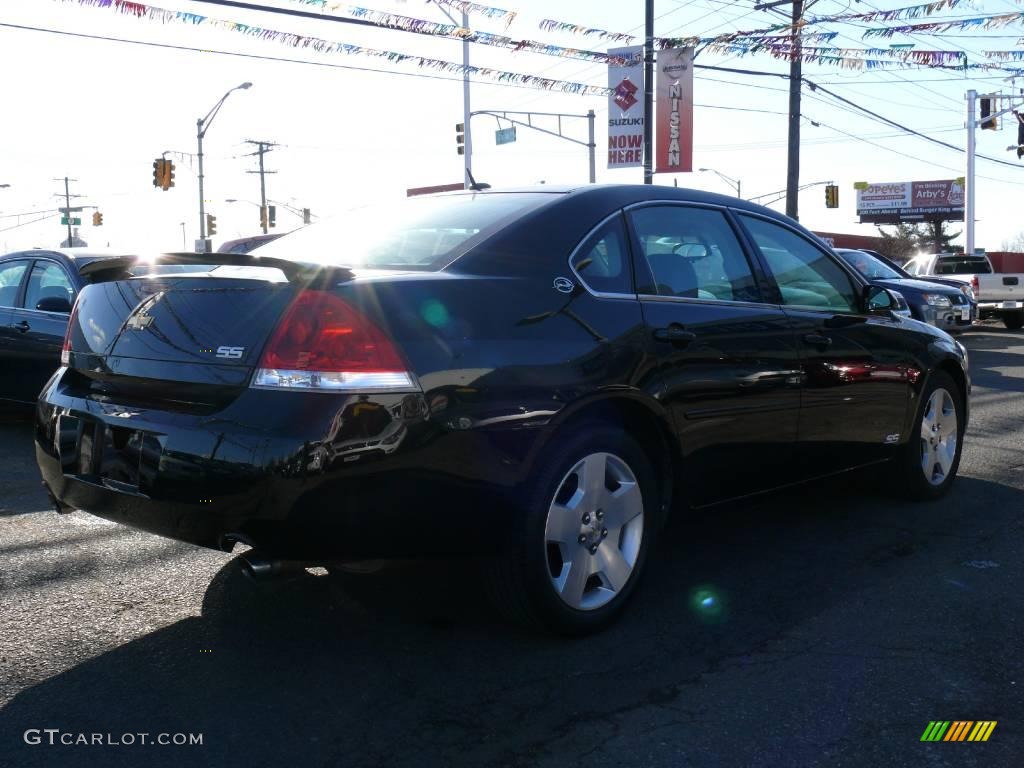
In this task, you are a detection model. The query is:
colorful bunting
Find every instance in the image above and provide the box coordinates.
[863,12,1024,38]
[538,18,635,43]
[430,0,517,28]
[60,0,608,95]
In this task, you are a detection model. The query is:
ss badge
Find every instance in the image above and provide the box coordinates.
[216,346,245,359]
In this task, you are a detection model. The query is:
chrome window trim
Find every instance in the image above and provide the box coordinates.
[566,210,638,300]
[623,199,775,308]
[638,293,780,311]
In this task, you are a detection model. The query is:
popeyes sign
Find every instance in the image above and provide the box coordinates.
[855,179,965,223]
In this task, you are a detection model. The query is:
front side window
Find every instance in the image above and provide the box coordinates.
[24,261,74,311]
[629,206,760,302]
[740,216,858,313]
[571,216,633,294]
[0,260,29,308]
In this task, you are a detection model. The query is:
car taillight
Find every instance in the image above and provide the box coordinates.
[971,275,979,296]
[252,290,416,392]
[60,296,81,366]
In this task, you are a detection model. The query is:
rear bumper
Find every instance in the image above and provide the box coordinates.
[978,300,1023,312]
[35,370,531,560]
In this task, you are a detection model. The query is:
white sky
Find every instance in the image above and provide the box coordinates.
[1,0,1022,252]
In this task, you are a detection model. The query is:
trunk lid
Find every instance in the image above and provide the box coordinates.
[65,254,354,395]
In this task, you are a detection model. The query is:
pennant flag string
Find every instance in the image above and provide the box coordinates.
[59,0,609,95]
[541,0,988,46]
[862,11,1024,38]
[268,2,623,64]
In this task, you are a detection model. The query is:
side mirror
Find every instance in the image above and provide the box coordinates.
[36,296,73,313]
[863,285,895,315]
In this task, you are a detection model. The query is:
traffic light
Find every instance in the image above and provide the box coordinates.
[302,208,311,225]
[825,184,839,209]
[980,96,997,130]
[152,158,164,188]
[206,213,217,236]
[268,205,276,228]
[259,205,268,230]
[165,160,175,189]
[455,122,465,155]
[92,211,103,226]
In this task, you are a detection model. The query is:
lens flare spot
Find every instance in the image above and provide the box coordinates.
[421,299,450,328]
[689,586,726,622]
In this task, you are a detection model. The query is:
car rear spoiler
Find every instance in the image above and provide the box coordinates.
[77,252,353,285]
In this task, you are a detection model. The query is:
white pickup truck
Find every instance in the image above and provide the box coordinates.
[903,253,1024,329]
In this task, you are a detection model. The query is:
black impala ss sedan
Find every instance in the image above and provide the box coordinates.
[36,185,969,634]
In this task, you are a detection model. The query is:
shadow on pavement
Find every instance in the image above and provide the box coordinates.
[1,472,1020,768]
[0,416,49,517]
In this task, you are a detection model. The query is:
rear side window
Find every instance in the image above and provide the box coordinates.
[571,217,633,295]
[740,215,858,312]
[0,260,29,308]
[629,205,760,302]
[25,261,74,311]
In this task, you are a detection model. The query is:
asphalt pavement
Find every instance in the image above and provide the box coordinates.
[1,326,1021,767]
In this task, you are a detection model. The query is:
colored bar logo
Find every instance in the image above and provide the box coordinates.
[921,721,997,742]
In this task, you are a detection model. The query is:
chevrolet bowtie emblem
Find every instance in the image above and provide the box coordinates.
[126,312,154,331]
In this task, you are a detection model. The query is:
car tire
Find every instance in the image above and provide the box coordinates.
[890,370,965,501]
[1003,312,1023,330]
[485,425,659,635]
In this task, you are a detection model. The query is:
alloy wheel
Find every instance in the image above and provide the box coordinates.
[543,452,644,611]
[920,387,958,486]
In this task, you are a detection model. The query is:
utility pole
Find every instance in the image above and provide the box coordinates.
[755,0,812,219]
[643,0,654,185]
[786,0,803,220]
[245,140,277,234]
[62,177,73,246]
[53,176,82,247]
[461,6,472,189]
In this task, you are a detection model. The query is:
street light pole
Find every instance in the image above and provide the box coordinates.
[196,82,252,252]
[699,167,742,198]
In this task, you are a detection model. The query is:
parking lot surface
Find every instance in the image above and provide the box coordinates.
[1,327,1021,767]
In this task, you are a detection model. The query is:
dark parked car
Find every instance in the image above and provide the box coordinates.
[0,250,214,406]
[0,249,145,405]
[216,232,287,254]
[36,186,969,634]
[834,248,973,333]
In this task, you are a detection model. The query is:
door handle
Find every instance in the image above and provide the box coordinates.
[653,324,697,346]
[803,332,832,348]
[14,320,30,333]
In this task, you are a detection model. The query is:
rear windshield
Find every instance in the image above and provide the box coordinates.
[255,192,556,271]
[934,256,992,274]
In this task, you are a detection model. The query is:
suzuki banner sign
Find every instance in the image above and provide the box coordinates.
[607,46,644,169]
[855,179,965,223]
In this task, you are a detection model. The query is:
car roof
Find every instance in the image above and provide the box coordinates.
[0,249,138,272]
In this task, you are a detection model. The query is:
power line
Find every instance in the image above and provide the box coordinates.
[0,22,598,95]
[0,212,62,233]
[806,80,1024,169]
